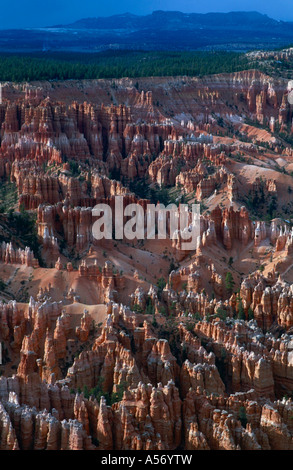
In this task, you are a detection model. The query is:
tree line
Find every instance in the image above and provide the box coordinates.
[0,50,250,82]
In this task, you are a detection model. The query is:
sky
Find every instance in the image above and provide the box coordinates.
[0,0,292,29]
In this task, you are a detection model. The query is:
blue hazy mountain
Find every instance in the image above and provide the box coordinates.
[0,11,293,52]
[62,11,283,31]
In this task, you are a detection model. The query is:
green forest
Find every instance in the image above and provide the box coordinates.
[0,50,250,81]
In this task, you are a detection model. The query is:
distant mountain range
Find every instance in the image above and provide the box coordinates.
[0,11,293,53]
[59,11,286,31]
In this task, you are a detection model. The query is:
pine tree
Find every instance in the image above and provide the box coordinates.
[238,299,246,320]
[248,307,254,321]
[225,272,235,295]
